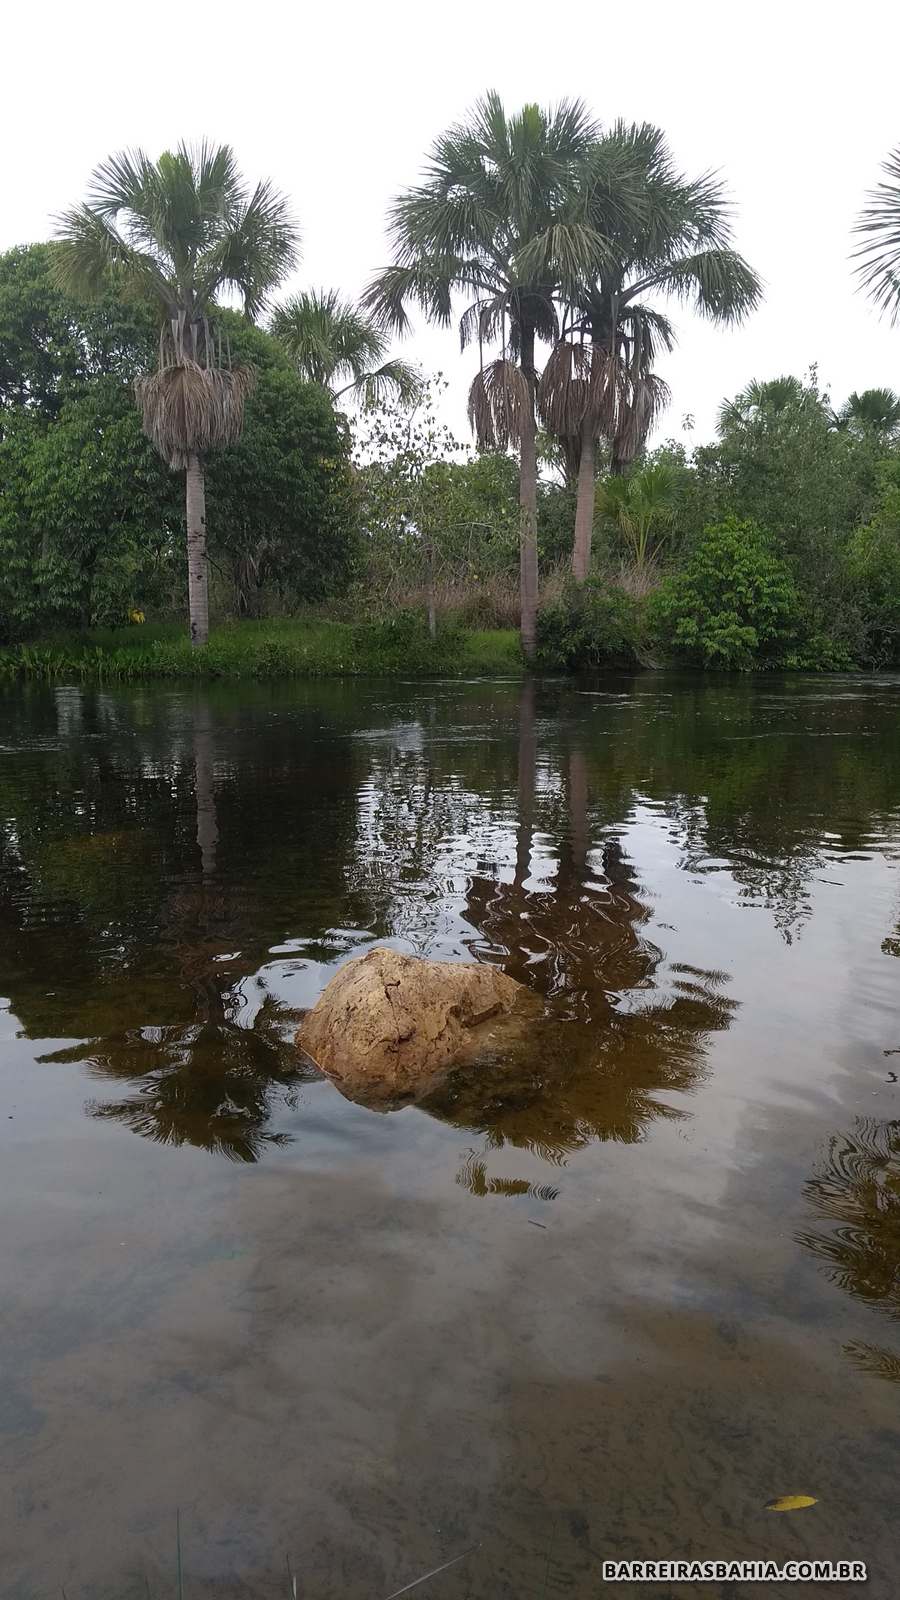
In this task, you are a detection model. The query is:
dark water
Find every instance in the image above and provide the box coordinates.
[1,675,899,1599]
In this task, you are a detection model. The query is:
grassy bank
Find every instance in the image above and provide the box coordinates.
[0,616,523,682]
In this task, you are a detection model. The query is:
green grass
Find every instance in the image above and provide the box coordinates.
[0,615,523,682]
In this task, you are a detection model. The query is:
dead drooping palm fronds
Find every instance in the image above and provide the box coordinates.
[135,360,256,469]
[537,337,624,441]
[611,371,671,469]
[467,357,531,451]
[538,335,668,482]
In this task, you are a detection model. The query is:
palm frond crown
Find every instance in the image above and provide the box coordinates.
[836,386,900,436]
[55,142,299,464]
[540,125,759,469]
[717,375,811,434]
[853,147,900,323]
[363,91,601,361]
[269,289,422,407]
[56,141,299,329]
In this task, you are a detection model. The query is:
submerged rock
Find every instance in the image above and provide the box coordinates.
[296,946,535,1105]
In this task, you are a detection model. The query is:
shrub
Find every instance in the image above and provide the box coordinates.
[535,578,642,671]
[649,517,798,670]
[846,466,900,666]
[355,609,466,673]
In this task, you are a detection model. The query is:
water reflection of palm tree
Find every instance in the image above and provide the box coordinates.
[8,692,329,1162]
[798,1117,900,1381]
[192,699,220,880]
[432,683,737,1164]
[41,857,312,1163]
[82,995,308,1162]
[799,1118,900,1314]
[79,705,314,1160]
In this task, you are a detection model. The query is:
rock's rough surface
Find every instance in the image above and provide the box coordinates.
[296,946,534,1104]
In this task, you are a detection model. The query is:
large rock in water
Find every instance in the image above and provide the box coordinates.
[296,946,534,1104]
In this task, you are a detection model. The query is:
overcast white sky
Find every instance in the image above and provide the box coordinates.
[4,0,900,446]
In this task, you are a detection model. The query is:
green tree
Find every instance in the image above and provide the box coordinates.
[364,91,601,657]
[0,243,157,422]
[55,142,298,645]
[205,315,357,615]
[540,122,760,580]
[650,516,798,669]
[696,370,886,658]
[847,461,900,664]
[0,381,180,634]
[270,288,421,407]
[717,375,810,434]
[0,266,353,636]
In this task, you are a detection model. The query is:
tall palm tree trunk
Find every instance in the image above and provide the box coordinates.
[572,418,596,582]
[519,324,539,658]
[186,452,209,648]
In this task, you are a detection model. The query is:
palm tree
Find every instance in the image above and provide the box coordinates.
[596,462,679,575]
[363,92,605,656]
[270,288,422,407]
[542,124,761,580]
[717,375,809,433]
[835,387,900,439]
[55,143,298,645]
[854,146,900,321]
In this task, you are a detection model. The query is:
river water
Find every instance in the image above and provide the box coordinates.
[1,675,898,1598]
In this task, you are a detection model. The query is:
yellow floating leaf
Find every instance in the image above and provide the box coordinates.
[765,1495,818,1513]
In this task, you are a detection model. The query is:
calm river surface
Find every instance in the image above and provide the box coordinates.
[1,675,899,1599]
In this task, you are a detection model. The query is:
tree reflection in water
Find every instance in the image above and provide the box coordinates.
[798,1117,900,1382]
[11,673,898,1168]
[35,709,316,1161]
[0,679,745,1166]
[0,684,364,1162]
[425,681,737,1168]
[45,999,307,1162]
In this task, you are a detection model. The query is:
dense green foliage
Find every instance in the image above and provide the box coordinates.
[202,315,357,615]
[0,242,157,416]
[539,374,900,672]
[0,379,178,631]
[0,247,355,642]
[649,518,798,670]
[847,462,900,665]
[535,578,642,669]
[55,142,303,646]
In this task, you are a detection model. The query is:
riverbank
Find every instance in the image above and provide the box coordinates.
[0,617,524,681]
